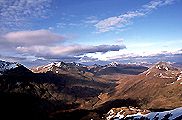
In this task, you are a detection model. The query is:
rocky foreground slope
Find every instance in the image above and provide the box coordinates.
[106,107,182,120]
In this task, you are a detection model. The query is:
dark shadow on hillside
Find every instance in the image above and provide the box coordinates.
[0,92,48,120]
[0,66,117,120]
[50,99,142,120]
[0,91,82,120]
[95,66,148,76]
[95,99,141,114]
[1,65,115,99]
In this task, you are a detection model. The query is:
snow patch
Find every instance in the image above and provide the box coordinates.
[114,112,124,119]
[108,62,119,67]
[106,109,115,120]
[171,82,175,84]
[177,74,182,81]
[159,73,174,79]
[165,67,169,71]
[125,112,145,118]
[107,107,182,120]
[146,71,150,76]
[0,61,19,73]
[156,65,162,70]
[43,63,55,69]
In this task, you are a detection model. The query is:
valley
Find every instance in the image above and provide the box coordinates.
[0,60,181,120]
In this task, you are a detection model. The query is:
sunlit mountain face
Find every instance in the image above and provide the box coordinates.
[0,0,182,120]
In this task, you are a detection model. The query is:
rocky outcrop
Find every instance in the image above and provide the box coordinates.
[106,107,182,120]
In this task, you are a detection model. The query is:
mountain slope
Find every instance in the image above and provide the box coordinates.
[0,60,117,119]
[95,62,182,110]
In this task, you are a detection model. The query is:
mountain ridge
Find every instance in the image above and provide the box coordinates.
[31,61,148,76]
[0,60,181,120]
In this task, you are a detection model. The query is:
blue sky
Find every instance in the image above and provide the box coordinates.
[0,0,182,66]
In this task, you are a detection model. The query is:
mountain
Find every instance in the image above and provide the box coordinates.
[31,61,90,79]
[95,62,148,76]
[95,61,182,110]
[0,60,116,120]
[0,60,20,75]
[0,60,181,120]
[31,61,148,76]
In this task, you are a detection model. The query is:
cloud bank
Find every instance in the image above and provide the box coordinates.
[0,30,126,65]
[1,30,65,46]
[16,44,126,58]
[107,49,182,65]
[0,30,65,52]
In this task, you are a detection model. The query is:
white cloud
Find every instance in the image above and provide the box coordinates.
[143,0,163,9]
[0,29,126,65]
[16,44,126,58]
[143,0,175,10]
[95,11,144,33]
[0,30,66,56]
[95,16,124,32]
[0,0,52,32]
[95,0,176,33]
[0,54,26,62]
[1,30,65,46]
[108,49,182,65]
[79,56,99,63]
[84,16,99,24]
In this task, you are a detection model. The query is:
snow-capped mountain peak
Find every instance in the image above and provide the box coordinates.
[42,61,66,68]
[154,61,174,71]
[0,60,19,73]
[143,61,180,79]
[108,61,119,67]
[32,61,86,74]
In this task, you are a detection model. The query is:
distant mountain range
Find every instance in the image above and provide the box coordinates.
[31,61,148,76]
[0,60,181,120]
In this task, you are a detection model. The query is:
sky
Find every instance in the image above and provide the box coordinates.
[0,0,182,67]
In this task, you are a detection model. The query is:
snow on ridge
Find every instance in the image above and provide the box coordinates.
[42,62,66,71]
[43,62,55,69]
[158,73,174,79]
[108,62,119,67]
[177,73,182,81]
[0,61,19,72]
[156,65,170,71]
[145,71,151,76]
[106,107,150,120]
[43,61,82,69]
[106,107,182,120]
